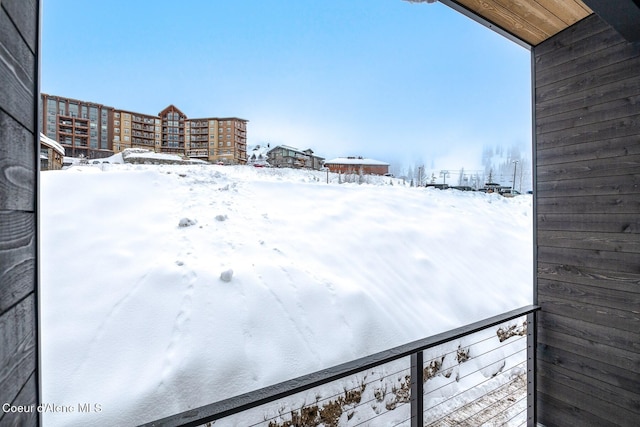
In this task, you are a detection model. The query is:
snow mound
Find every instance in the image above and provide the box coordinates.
[40,164,532,426]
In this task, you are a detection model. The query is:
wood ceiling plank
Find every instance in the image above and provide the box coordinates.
[494,0,567,35]
[536,0,592,25]
[457,0,549,45]
[452,0,595,45]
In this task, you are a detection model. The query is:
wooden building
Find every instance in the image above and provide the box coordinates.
[533,12,640,427]
[324,156,390,176]
[0,0,41,426]
[39,133,65,171]
[267,145,325,170]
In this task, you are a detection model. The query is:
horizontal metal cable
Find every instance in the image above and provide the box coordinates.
[492,395,527,426]
[141,305,539,427]
[423,341,527,405]
[423,360,527,420]
[242,365,412,426]
[352,400,411,427]
[454,377,527,425]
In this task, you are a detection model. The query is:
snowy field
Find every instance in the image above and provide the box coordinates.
[40,162,532,426]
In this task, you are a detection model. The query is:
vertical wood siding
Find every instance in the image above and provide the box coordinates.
[534,13,640,427]
[0,0,40,425]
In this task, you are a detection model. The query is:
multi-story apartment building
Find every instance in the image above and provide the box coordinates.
[113,109,162,153]
[186,117,212,160]
[159,105,187,156]
[185,116,247,164]
[40,94,248,164]
[41,93,114,159]
[211,117,248,164]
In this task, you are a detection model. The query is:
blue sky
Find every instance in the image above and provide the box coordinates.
[42,0,531,173]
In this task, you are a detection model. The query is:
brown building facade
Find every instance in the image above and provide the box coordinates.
[40,94,248,164]
[204,117,248,165]
[324,157,390,176]
[184,116,248,164]
[41,93,113,159]
[267,145,325,170]
[39,133,65,171]
[113,109,161,153]
[159,105,187,156]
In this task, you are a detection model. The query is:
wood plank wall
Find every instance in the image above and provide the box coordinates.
[534,13,640,427]
[0,0,40,425]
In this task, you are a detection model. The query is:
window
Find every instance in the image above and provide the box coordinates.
[115,128,120,133]
[226,141,231,147]
[124,121,130,126]
[115,112,120,118]
[115,120,120,125]
[68,103,78,116]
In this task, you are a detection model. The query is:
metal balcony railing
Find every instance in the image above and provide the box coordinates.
[141,305,539,427]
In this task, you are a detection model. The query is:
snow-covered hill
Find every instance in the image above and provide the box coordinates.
[40,164,532,426]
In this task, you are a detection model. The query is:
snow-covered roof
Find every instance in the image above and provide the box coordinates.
[268,144,306,155]
[266,145,323,159]
[40,133,65,156]
[119,148,207,165]
[324,157,389,166]
[125,151,184,162]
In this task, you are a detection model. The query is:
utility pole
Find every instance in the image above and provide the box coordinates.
[512,160,519,194]
[440,170,450,187]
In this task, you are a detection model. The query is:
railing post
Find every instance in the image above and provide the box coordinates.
[411,351,424,427]
[527,311,537,427]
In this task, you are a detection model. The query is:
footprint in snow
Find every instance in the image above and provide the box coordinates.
[178,217,197,227]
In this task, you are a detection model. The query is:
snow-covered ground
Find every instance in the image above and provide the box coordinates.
[40,162,532,426]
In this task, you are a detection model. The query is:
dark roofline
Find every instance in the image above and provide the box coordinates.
[41,92,114,109]
[581,0,640,43]
[217,117,249,122]
[159,104,187,118]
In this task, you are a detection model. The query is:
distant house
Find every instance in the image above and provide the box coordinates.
[247,144,270,167]
[40,133,65,171]
[324,156,389,176]
[267,145,325,170]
